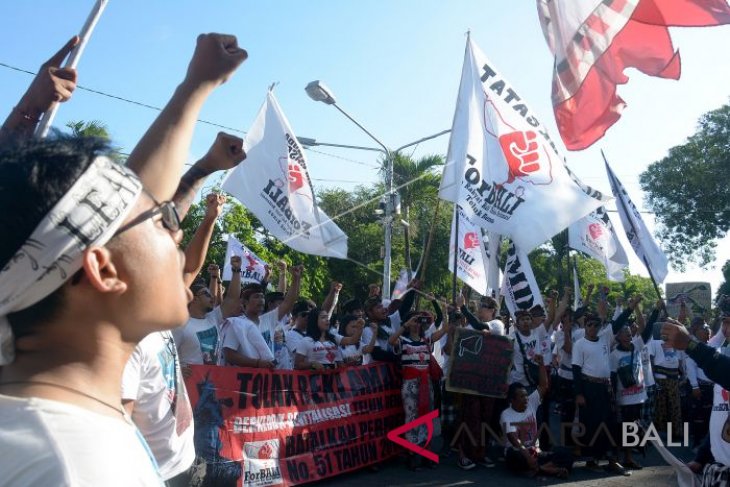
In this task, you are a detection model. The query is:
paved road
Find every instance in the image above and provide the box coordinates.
[312,437,696,486]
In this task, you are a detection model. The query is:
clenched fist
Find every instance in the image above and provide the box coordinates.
[185,33,247,88]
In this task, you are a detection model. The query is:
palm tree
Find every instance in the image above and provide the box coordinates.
[66,120,126,163]
[380,152,444,279]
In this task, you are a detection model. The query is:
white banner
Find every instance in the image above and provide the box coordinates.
[604,157,668,283]
[568,206,628,281]
[500,241,544,316]
[221,91,348,258]
[449,205,490,296]
[439,36,610,252]
[222,235,267,284]
[391,268,411,301]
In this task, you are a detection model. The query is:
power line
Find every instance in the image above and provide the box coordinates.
[0,61,245,134]
[305,147,380,168]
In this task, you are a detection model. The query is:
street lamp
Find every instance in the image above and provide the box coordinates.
[305,80,450,299]
[306,80,396,299]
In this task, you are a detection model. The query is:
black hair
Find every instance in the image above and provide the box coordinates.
[507,382,527,401]
[306,308,336,343]
[1,135,115,336]
[342,298,363,314]
[338,314,360,348]
[292,299,315,316]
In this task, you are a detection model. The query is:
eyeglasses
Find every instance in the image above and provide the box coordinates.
[113,196,180,237]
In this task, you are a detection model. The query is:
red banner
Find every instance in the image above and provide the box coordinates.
[186,363,404,486]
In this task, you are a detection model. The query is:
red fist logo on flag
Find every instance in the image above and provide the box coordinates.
[463,232,480,249]
[498,131,541,184]
[258,442,273,460]
[244,253,257,271]
[288,163,305,192]
[588,223,604,241]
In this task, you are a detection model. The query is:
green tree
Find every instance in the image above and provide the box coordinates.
[718,259,730,302]
[640,102,730,270]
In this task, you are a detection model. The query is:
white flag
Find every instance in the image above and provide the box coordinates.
[439,36,610,252]
[604,156,669,283]
[222,235,267,284]
[568,207,629,282]
[449,205,490,296]
[500,241,545,316]
[222,91,348,258]
[483,230,502,297]
[391,269,410,300]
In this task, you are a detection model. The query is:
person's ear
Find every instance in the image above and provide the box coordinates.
[81,247,128,294]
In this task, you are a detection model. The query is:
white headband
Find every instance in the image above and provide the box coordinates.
[0,156,143,365]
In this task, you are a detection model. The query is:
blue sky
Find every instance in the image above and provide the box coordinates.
[1,1,728,292]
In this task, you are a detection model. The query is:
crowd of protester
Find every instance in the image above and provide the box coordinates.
[1,32,730,487]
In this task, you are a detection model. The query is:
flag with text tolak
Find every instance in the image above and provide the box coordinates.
[449,205,490,296]
[222,91,348,258]
[222,235,267,284]
[568,206,628,282]
[438,36,610,252]
[605,157,668,283]
[500,241,544,316]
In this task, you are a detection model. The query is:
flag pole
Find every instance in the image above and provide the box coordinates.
[452,205,460,304]
[35,0,109,138]
[601,150,664,303]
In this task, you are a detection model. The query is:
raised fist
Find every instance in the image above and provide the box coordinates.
[185,33,247,88]
[205,192,226,218]
[208,263,220,278]
[23,36,79,114]
[498,131,540,184]
[202,132,246,171]
[288,163,305,192]
[230,255,242,271]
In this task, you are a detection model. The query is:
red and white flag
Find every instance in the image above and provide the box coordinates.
[538,0,730,150]
[448,205,491,296]
[439,36,610,252]
[222,91,348,258]
[222,235,267,284]
[568,206,629,282]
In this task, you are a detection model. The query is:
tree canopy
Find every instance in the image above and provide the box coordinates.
[640,102,730,270]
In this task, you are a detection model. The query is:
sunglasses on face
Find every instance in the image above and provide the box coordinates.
[114,197,180,237]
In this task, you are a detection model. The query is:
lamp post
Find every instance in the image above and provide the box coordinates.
[305,80,449,299]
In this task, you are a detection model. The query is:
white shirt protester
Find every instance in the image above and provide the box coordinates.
[500,389,542,452]
[610,336,648,406]
[121,331,194,481]
[510,324,549,386]
[296,337,341,367]
[221,316,276,365]
[572,335,612,379]
[172,307,224,366]
[555,326,585,381]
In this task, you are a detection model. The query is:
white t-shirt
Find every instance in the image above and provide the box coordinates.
[640,344,656,387]
[572,335,611,379]
[610,336,647,406]
[500,390,542,451]
[555,327,585,380]
[221,316,275,364]
[122,331,194,480]
[172,307,223,365]
[685,356,711,388]
[248,309,280,354]
[359,327,374,365]
[648,339,682,379]
[296,337,341,367]
[709,384,730,466]
[510,324,549,386]
[0,394,163,486]
[285,328,307,367]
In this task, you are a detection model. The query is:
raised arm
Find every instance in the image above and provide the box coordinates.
[276,265,302,321]
[221,256,242,318]
[456,294,486,331]
[276,260,288,293]
[548,287,571,332]
[397,280,420,321]
[663,321,730,391]
[182,193,224,286]
[126,34,247,202]
[322,281,342,318]
[208,264,223,306]
[173,132,245,220]
[0,36,78,142]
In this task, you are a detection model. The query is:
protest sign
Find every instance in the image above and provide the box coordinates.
[665,282,712,319]
[446,328,513,398]
[186,363,403,486]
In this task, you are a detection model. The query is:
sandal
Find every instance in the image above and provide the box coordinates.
[606,462,631,476]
